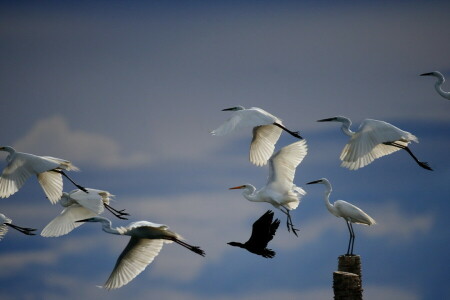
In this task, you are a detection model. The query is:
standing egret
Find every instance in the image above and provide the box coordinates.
[317,117,432,171]
[420,71,450,100]
[76,216,205,289]
[306,178,376,256]
[41,188,128,237]
[211,106,303,166]
[0,146,87,203]
[229,140,308,236]
[0,213,36,240]
[228,210,280,258]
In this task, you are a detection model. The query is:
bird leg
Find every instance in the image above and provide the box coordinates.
[104,203,129,220]
[273,123,303,139]
[53,170,89,192]
[345,221,355,256]
[384,142,433,171]
[171,238,205,257]
[6,223,37,235]
[280,207,299,237]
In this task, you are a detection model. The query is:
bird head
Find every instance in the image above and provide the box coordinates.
[306,178,329,185]
[222,106,245,111]
[229,185,248,190]
[227,241,244,248]
[317,116,348,123]
[420,71,442,78]
[0,146,14,153]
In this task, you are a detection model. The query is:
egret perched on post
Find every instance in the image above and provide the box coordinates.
[317,116,432,171]
[0,146,87,203]
[0,213,36,240]
[229,140,308,236]
[211,106,303,166]
[420,71,450,100]
[228,210,280,258]
[41,188,128,237]
[76,216,205,289]
[306,178,376,256]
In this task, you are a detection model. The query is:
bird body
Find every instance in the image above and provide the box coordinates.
[317,116,431,171]
[77,216,205,290]
[306,178,375,255]
[0,213,36,240]
[0,146,81,203]
[230,140,308,235]
[211,106,302,166]
[420,71,450,100]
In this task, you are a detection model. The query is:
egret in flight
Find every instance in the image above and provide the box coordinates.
[317,117,432,171]
[76,216,205,289]
[229,140,308,236]
[306,178,376,256]
[41,188,128,237]
[211,106,303,166]
[0,213,36,240]
[420,71,450,100]
[0,146,87,203]
[228,210,280,258]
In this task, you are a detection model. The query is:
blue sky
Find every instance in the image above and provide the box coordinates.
[0,1,449,299]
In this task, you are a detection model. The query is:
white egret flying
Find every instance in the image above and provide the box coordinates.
[228,210,280,258]
[76,216,205,289]
[306,178,376,256]
[0,213,36,240]
[211,106,303,166]
[229,140,308,236]
[0,146,87,203]
[420,71,450,100]
[317,116,432,171]
[41,188,128,237]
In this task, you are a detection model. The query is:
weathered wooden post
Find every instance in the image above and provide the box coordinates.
[333,255,363,299]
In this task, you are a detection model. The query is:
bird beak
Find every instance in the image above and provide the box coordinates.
[317,117,336,122]
[75,218,91,223]
[221,107,235,111]
[229,185,245,190]
[306,180,322,185]
[420,72,433,76]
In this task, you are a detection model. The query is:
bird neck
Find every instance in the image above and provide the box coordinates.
[322,181,339,217]
[339,119,354,137]
[228,241,245,248]
[99,219,121,235]
[242,185,261,202]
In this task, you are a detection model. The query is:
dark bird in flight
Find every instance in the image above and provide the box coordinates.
[228,210,280,258]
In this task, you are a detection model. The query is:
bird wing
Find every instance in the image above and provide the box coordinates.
[103,237,165,290]
[41,204,97,237]
[334,200,376,225]
[70,189,107,214]
[0,224,9,240]
[37,171,63,204]
[247,210,279,248]
[41,156,79,171]
[0,153,34,199]
[249,125,283,166]
[340,119,417,170]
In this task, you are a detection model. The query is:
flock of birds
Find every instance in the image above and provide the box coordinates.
[0,71,447,289]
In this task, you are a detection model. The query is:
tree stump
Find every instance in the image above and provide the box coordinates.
[333,255,363,299]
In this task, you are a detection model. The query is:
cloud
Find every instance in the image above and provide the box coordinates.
[11,115,151,169]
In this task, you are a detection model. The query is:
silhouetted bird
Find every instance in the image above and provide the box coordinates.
[228,210,280,258]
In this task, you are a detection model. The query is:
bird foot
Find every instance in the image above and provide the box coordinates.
[419,161,433,171]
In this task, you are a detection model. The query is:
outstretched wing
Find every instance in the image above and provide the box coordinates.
[37,171,63,204]
[247,210,279,248]
[0,153,34,198]
[70,188,108,214]
[41,204,97,237]
[0,224,9,240]
[249,125,283,166]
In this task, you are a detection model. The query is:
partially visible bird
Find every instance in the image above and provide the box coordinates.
[76,216,205,289]
[420,71,450,100]
[0,146,87,203]
[211,106,302,166]
[229,140,308,236]
[228,210,280,258]
[0,213,36,240]
[317,116,432,171]
[41,188,128,237]
[306,178,376,256]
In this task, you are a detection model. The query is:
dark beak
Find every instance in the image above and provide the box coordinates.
[420,72,433,76]
[222,107,235,111]
[317,117,336,122]
[306,180,322,185]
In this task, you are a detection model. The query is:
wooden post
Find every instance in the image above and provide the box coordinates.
[333,255,363,299]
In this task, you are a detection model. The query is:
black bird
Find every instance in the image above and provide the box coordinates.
[228,210,280,258]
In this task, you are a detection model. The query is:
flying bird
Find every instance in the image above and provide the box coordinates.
[228,210,280,258]
[41,188,128,237]
[0,213,36,240]
[229,140,308,236]
[0,146,87,203]
[317,116,432,171]
[306,178,376,256]
[76,216,205,289]
[420,71,450,100]
[211,106,303,166]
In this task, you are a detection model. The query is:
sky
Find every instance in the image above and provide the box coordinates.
[0,1,449,299]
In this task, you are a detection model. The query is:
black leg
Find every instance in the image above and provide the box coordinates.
[104,203,129,220]
[273,122,303,139]
[384,142,433,171]
[345,221,353,255]
[280,207,299,237]
[53,170,89,192]
[6,223,37,235]
[349,222,355,255]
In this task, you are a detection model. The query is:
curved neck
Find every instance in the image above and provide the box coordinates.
[340,120,354,137]
[435,81,450,99]
[241,185,261,202]
[321,181,339,217]
[99,219,121,235]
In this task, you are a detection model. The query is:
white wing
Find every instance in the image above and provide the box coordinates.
[70,188,108,214]
[41,204,97,237]
[37,171,63,204]
[250,125,283,166]
[0,224,9,240]
[334,200,376,225]
[340,119,417,170]
[0,153,34,198]
[103,237,165,290]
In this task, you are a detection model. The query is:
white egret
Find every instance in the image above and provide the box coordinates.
[306,178,376,256]
[0,146,87,203]
[228,210,280,258]
[41,188,128,237]
[420,71,450,100]
[317,116,432,171]
[76,216,205,290]
[0,213,36,240]
[229,140,308,236]
[211,106,303,166]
